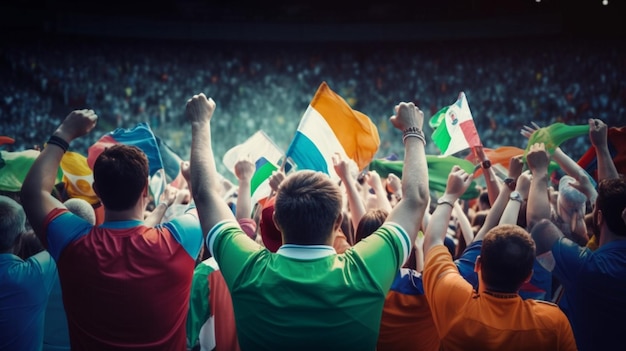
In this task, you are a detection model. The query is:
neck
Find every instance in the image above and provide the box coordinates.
[103,200,145,222]
[599,228,626,246]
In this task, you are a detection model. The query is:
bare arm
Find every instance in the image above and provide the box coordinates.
[385,103,429,246]
[21,110,98,239]
[144,184,177,226]
[234,158,255,220]
[498,155,525,226]
[474,146,500,205]
[589,118,619,181]
[186,93,236,239]
[364,170,393,213]
[333,153,366,232]
[525,142,552,231]
[473,177,513,242]
[453,201,474,246]
[423,166,473,254]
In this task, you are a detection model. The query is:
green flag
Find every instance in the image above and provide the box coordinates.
[369,155,481,200]
[525,123,589,156]
[0,150,64,192]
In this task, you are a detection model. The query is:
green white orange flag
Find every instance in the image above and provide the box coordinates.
[429,91,481,156]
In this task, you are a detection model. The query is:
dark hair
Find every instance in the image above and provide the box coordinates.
[595,177,626,235]
[355,209,389,243]
[93,144,149,211]
[480,224,535,293]
[274,170,342,245]
[15,229,45,259]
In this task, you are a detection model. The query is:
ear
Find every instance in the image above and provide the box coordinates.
[143,182,149,197]
[333,212,344,232]
[474,255,481,273]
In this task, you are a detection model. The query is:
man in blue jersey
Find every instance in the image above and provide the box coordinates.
[0,195,57,351]
[186,92,429,351]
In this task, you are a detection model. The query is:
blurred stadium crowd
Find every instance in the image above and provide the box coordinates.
[1,35,625,177]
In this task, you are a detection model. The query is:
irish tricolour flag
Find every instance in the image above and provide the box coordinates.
[429,92,481,156]
[285,82,380,180]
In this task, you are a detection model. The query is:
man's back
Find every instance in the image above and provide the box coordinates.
[424,246,576,351]
[553,238,626,350]
[45,209,202,350]
[210,221,411,351]
[0,251,57,351]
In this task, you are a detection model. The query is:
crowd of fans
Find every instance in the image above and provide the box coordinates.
[2,35,625,177]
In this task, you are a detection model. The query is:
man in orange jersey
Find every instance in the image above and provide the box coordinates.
[422,165,576,351]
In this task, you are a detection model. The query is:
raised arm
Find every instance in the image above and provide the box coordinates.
[364,170,393,213]
[186,93,235,238]
[525,142,552,231]
[423,166,473,254]
[385,103,429,245]
[474,145,500,206]
[473,172,514,242]
[499,155,525,225]
[589,118,619,181]
[333,153,366,233]
[21,109,98,239]
[234,158,255,220]
[144,184,178,227]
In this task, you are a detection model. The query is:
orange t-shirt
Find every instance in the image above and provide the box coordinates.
[423,245,577,351]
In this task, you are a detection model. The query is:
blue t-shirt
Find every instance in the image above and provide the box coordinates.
[455,240,552,301]
[0,251,57,351]
[552,238,626,351]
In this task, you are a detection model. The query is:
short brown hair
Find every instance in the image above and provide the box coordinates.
[93,144,149,211]
[480,224,535,293]
[355,209,389,243]
[274,170,342,245]
[595,177,626,235]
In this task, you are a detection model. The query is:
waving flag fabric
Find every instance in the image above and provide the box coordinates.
[285,82,379,180]
[524,122,589,156]
[60,151,99,205]
[368,155,481,200]
[223,130,284,205]
[429,92,481,156]
[87,123,167,204]
[0,150,63,192]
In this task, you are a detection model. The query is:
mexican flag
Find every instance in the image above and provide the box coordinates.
[429,91,481,156]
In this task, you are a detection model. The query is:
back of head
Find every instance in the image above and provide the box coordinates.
[480,224,535,293]
[93,144,149,211]
[274,170,342,245]
[596,177,626,235]
[355,209,389,243]
[0,195,26,252]
[64,198,97,225]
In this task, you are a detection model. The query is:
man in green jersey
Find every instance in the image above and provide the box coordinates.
[185,92,429,351]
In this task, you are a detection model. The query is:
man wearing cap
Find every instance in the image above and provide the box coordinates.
[186,92,429,350]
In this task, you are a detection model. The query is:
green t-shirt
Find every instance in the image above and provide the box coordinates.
[207,220,411,351]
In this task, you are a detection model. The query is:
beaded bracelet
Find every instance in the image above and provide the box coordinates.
[402,127,426,146]
[46,135,69,153]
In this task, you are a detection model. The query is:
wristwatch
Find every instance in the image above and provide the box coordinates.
[509,191,523,203]
[504,177,516,191]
